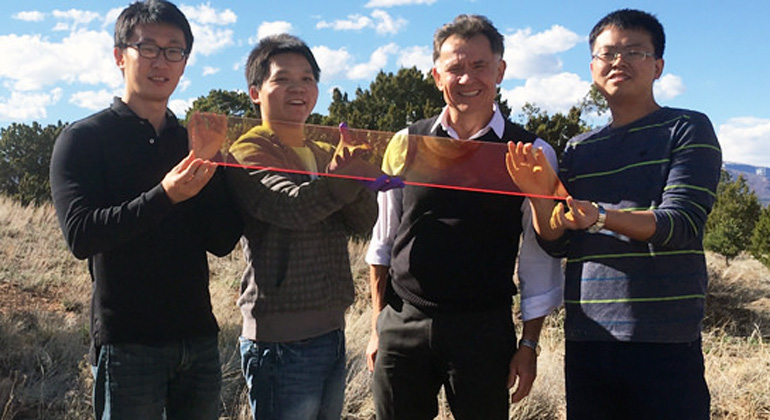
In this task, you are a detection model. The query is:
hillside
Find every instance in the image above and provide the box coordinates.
[724,162,770,206]
[1,196,769,419]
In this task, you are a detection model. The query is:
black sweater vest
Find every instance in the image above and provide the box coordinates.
[390,116,536,311]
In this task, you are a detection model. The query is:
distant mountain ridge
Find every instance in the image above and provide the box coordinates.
[723,162,770,206]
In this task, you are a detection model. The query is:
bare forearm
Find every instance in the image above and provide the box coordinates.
[521,316,546,343]
[529,198,564,241]
[369,264,389,331]
[604,209,656,241]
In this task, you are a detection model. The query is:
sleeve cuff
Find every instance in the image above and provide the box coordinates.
[365,239,392,266]
[520,285,563,321]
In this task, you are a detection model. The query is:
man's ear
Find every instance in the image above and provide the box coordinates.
[114,47,125,73]
[248,85,261,105]
[431,66,443,91]
[654,58,664,80]
[495,59,506,84]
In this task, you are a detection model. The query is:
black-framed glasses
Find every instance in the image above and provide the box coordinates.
[125,43,188,62]
[592,50,656,63]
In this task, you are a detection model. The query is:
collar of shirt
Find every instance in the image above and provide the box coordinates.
[110,97,181,132]
[431,103,505,140]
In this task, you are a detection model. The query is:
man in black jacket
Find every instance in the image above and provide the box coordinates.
[49,1,241,419]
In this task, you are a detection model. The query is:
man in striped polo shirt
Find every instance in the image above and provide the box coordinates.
[506,9,721,420]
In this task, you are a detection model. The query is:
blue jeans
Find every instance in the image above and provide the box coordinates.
[239,329,346,420]
[91,336,221,420]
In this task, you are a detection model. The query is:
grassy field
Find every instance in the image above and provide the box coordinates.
[0,196,769,419]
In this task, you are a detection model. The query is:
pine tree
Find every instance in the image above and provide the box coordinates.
[704,171,762,264]
[749,206,770,268]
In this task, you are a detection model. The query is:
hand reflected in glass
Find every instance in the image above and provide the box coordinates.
[188,112,227,160]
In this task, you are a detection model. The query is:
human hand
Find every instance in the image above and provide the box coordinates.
[332,121,372,162]
[508,346,537,403]
[505,141,567,198]
[551,197,601,231]
[188,111,227,160]
[161,151,217,204]
[366,332,379,372]
[328,122,384,179]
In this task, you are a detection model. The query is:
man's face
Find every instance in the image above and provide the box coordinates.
[114,23,187,105]
[249,53,319,124]
[432,34,505,120]
[590,25,663,103]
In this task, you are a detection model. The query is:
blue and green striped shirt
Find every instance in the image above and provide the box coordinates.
[540,107,722,343]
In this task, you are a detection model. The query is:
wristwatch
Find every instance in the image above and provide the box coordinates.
[586,202,606,233]
[518,338,541,356]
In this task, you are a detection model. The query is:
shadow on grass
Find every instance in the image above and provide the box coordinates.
[0,309,91,420]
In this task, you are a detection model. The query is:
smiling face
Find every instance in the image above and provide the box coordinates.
[590,25,663,106]
[432,33,505,125]
[249,52,319,125]
[114,23,187,109]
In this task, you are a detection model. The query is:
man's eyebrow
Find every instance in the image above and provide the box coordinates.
[597,42,646,50]
[134,36,186,47]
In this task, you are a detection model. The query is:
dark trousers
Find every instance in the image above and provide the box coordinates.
[372,301,516,420]
[565,339,710,420]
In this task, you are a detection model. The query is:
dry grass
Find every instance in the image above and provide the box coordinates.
[1,196,769,419]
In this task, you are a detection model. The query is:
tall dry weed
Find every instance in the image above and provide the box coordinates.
[1,196,769,419]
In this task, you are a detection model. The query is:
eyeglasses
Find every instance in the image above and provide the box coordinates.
[592,50,656,63]
[125,43,188,62]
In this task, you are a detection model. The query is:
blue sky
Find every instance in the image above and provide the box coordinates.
[0,0,768,167]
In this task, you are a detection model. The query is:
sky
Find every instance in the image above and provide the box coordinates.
[0,0,768,167]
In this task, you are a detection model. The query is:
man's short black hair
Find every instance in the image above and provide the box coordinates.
[432,14,504,63]
[114,0,193,53]
[245,34,321,89]
[589,9,665,59]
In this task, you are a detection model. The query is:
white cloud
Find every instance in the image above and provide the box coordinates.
[69,89,116,111]
[252,21,294,43]
[397,46,432,74]
[348,43,399,80]
[179,4,237,26]
[504,25,583,80]
[203,66,220,76]
[52,22,70,32]
[173,5,237,57]
[52,9,100,31]
[718,117,770,167]
[317,15,371,31]
[0,89,62,122]
[365,0,436,7]
[102,8,123,30]
[233,52,249,72]
[501,73,591,116]
[371,10,407,35]
[311,46,353,81]
[13,11,45,22]
[654,73,685,100]
[168,98,195,118]
[177,77,192,93]
[316,10,406,36]
[0,31,122,91]
[314,43,401,81]
[189,23,234,57]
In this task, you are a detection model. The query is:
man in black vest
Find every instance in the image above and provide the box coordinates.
[364,14,564,420]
